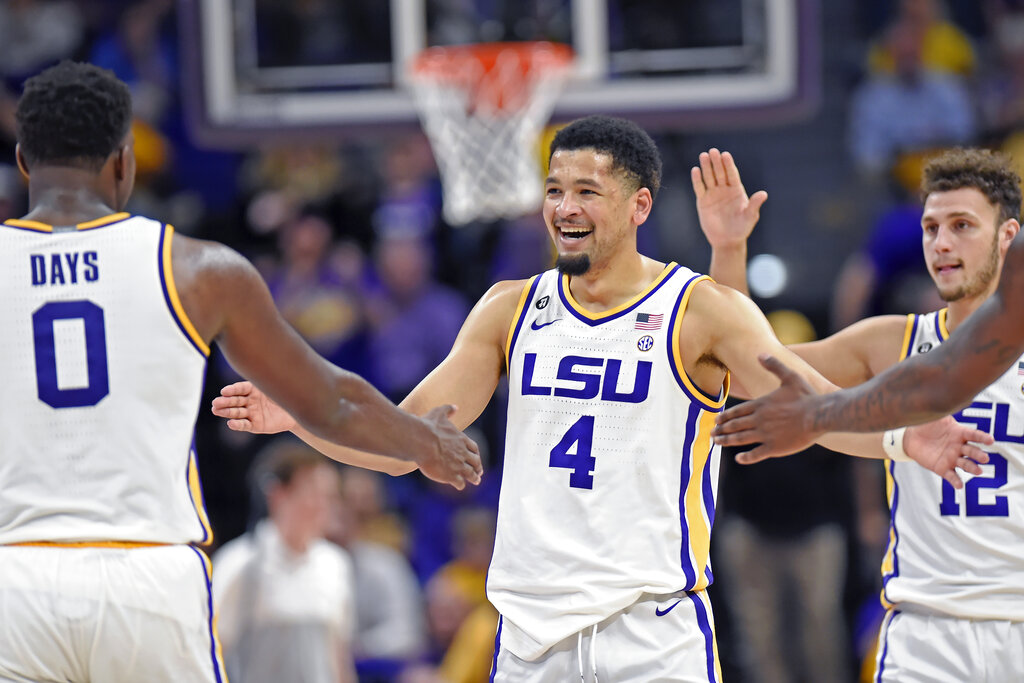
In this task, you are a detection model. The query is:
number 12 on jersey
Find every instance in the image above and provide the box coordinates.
[549,415,596,489]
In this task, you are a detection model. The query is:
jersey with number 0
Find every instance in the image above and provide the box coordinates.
[881,308,1024,620]
[489,263,729,660]
[0,214,212,546]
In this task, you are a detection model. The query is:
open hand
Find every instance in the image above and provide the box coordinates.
[904,417,992,489]
[691,148,768,249]
[711,354,825,462]
[418,404,483,490]
[211,381,297,434]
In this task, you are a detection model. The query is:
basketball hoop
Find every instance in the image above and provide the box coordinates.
[408,42,574,226]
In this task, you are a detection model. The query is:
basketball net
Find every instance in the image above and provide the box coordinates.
[409,42,574,226]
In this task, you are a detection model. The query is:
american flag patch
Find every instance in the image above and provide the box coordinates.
[1018,361,1024,376]
[635,312,664,330]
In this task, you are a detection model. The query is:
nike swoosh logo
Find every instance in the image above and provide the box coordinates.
[531,318,561,330]
[655,599,683,617]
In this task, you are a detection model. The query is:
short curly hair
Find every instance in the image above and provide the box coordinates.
[549,115,662,199]
[16,61,133,173]
[922,148,1022,224]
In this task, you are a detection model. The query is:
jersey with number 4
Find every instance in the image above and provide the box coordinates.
[881,309,1024,620]
[489,263,729,660]
[0,214,212,546]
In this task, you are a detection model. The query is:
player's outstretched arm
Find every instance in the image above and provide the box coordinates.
[691,147,767,295]
[691,284,990,485]
[178,235,482,489]
[715,237,1024,442]
[211,276,523,484]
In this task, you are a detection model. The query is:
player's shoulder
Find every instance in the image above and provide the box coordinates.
[476,277,536,319]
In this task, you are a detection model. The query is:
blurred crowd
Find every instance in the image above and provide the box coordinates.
[2,0,1024,682]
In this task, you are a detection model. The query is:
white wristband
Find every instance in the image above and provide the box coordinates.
[882,426,911,462]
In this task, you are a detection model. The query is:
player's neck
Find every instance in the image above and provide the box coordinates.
[945,284,998,333]
[23,169,120,226]
[567,252,664,312]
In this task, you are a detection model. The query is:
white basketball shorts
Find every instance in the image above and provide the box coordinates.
[0,544,226,683]
[490,589,721,682]
[874,608,1024,682]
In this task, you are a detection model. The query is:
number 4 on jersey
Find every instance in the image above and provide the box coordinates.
[549,415,596,489]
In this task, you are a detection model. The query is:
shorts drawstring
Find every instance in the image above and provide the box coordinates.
[577,624,599,682]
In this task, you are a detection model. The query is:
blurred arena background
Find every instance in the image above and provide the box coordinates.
[1,1,1020,681]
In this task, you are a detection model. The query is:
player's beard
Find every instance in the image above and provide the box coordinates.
[556,253,591,275]
[939,233,1000,302]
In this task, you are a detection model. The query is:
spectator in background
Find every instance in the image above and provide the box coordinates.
[268,211,372,377]
[327,467,428,669]
[0,0,84,84]
[213,441,357,683]
[366,231,469,403]
[867,0,975,77]
[830,199,944,330]
[849,20,976,180]
[89,0,176,127]
[978,7,1024,138]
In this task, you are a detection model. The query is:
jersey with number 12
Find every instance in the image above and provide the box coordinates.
[0,215,212,546]
[489,262,729,660]
[881,309,1024,620]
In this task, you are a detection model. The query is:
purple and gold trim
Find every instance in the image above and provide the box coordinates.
[187,442,213,545]
[687,590,722,683]
[936,308,949,341]
[898,314,918,362]
[2,212,131,233]
[668,274,729,411]
[879,460,901,609]
[557,262,680,326]
[158,224,210,358]
[188,546,228,683]
[504,276,541,373]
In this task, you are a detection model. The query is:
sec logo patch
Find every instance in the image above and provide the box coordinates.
[637,335,655,352]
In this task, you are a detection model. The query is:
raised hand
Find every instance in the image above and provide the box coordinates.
[691,148,768,250]
[211,381,297,434]
[904,417,992,490]
[711,354,824,461]
[417,404,483,490]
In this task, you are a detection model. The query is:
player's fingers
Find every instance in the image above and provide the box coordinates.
[966,429,994,446]
[759,354,797,382]
[747,190,768,216]
[220,381,252,397]
[722,151,741,185]
[464,462,482,485]
[225,418,252,432]
[690,166,706,196]
[712,428,760,447]
[714,400,756,425]
[712,410,760,435]
[961,444,990,464]
[450,474,466,491]
[709,148,727,185]
[735,443,774,465]
[956,455,983,477]
[699,152,716,187]
[940,469,965,490]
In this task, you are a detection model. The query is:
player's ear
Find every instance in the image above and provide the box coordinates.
[14,144,29,180]
[999,218,1020,254]
[633,187,653,226]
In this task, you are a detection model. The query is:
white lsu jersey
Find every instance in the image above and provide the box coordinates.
[489,263,729,660]
[0,214,212,546]
[881,309,1024,621]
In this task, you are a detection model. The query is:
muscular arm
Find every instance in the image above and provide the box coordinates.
[289,280,521,470]
[173,234,480,485]
[808,240,1024,432]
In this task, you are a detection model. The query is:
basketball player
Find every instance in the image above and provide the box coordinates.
[0,61,481,683]
[698,147,1024,680]
[213,116,987,681]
